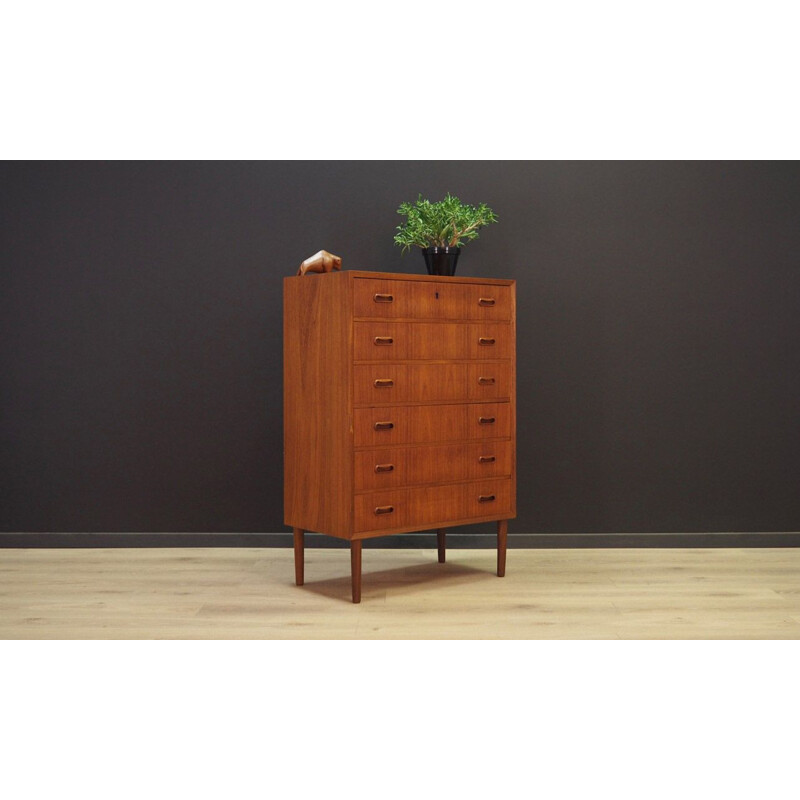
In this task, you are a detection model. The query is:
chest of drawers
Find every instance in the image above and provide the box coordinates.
[284,270,516,602]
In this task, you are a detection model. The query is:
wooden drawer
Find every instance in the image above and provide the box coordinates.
[353,321,412,360]
[353,405,459,447]
[354,363,511,405]
[354,322,469,361]
[465,402,513,440]
[409,479,514,525]
[467,323,512,359]
[353,278,512,320]
[353,279,415,318]
[355,441,512,491]
[353,402,512,447]
[355,478,514,533]
[466,362,512,400]
[354,321,512,361]
[354,364,464,404]
[354,490,408,533]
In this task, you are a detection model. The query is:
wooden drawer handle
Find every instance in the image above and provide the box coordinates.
[374,505,394,515]
[373,421,394,430]
[479,416,496,425]
[374,293,394,303]
[374,464,395,473]
[478,494,496,503]
[478,455,496,463]
[478,297,496,307]
[374,378,394,388]
[478,337,496,346]
[478,376,496,385]
[373,336,394,345]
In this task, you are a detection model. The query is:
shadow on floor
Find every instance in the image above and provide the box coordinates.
[301,557,496,602]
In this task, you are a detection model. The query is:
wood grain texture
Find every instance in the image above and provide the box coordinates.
[293,528,304,586]
[466,362,512,401]
[353,278,415,318]
[351,540,362,603]
[467,402,513,440]
[3,547,800,639]
[498,519,508,577]
[468,323,513,359]
[354,489,408,533]
[353,320,514,364]
[353,321,412,360]
[410,322,469,359]
[343,271,514,286]
[353,363,464,405]
[284,272,353,538]
[285,270,515,598]
[353,277,513,320]
[354,362,511,405]
[509,280,517,519]
[351,511,523,540]
[354,403,510,447]
[354,479,513,535]
[407,281,510,320]
[354,441,512,491]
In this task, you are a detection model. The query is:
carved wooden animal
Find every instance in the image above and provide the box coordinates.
[297,250,342,276]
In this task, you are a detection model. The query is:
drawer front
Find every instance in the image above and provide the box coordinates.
[465,402,513,439]
[354,364,465,404]
[458,285,513,320]
[454,478,514,519]
[354,490,409,533]
[466,362,512,400]
[353,279,414,318]
[355,441,512,491]
[409,479,513,525]
[354,363,511,405]
[355,321,511,361]
[355,478,514,533]
[353,278,512,321]
[353,321,411,360]
[468,323,513,359]
[353,407,409,447]
[408,282,512,320]
[409,323,469,359]
[354,402,511,447]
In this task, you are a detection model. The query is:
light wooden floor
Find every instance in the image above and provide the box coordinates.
[1,547,799,639]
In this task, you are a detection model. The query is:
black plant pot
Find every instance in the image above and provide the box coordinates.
[421,246,460,276]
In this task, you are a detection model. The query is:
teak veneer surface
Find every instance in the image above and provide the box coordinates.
[353,277,512,320]
[340,270,515,284]
[354,440,512,492]
[353,362,512,405]
[353,403,512,447]
[353,321,513,361]
[284,270,516,600]
[283,274,353,538]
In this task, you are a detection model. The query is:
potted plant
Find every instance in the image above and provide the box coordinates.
[393,193,498,276]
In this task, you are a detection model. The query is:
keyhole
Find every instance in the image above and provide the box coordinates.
[435,292,439,299]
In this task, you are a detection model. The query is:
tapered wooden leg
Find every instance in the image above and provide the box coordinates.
[351,540,362,604]
[497,519,508,577]
[437,529,446,563]
[293,527,304,586]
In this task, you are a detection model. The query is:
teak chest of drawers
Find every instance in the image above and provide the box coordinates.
[284,270,516,602]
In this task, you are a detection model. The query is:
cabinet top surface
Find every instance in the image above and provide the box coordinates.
[285,270,515,286]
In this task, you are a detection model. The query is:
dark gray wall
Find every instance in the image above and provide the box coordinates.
[2,161,799,537]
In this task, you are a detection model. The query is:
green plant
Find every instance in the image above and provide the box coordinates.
[393,193,498,253]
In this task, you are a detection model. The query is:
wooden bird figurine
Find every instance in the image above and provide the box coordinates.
[297,250,342,276]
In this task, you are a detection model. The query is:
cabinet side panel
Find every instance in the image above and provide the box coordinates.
[284,273,353,537]
[510,280,517,518]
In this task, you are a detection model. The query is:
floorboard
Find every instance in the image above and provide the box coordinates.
[1,547,799,639]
